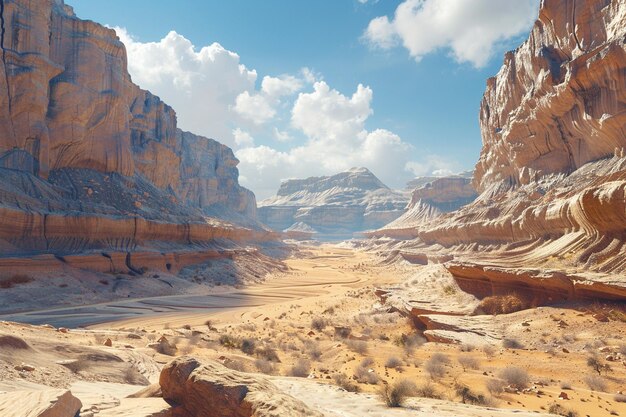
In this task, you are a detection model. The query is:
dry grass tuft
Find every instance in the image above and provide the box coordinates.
[379,379,416,407]
[0,274,33,289]
[477,294,529,315]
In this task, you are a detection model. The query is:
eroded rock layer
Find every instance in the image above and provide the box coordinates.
[475,0,626,192]
[0,0,263,258]
[259,167,409,240]
[376,0,626,280]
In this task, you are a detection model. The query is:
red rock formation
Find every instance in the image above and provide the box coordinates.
[0,0,264,259]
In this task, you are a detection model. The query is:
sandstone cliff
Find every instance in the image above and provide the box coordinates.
[0,0,263,261]
[372,174,477,239]
[258,168,409,240]
[475,0,626,192]
[376,0,626,281]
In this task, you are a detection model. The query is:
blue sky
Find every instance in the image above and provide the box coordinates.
[69,0,539,198]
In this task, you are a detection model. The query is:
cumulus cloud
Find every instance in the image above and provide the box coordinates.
[236,83,420,198]
[232,128,255,148]
[116,28,256,145]
[116,27,458,199]
[364,0,539,67]
[234,74,304,124]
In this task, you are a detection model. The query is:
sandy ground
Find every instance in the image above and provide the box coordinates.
[0,244,625,416]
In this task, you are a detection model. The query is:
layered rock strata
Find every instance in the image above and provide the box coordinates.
[377,0,626,278]
[259,167,409,240]
[0,0,264,260]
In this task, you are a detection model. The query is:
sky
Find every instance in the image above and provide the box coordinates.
[69,0,539,199]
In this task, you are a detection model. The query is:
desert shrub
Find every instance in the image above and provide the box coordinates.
[614,393,626,403]
[345,339,368,355]
[360,357,374,368]
[219,334,240,349]
[485,378,506,397]
[379,379,416,407]
[304,340,322,361]
[586,355,611,375]
[424,359,446,380]
[0,274,33,289]
[457,355,481,371]
[334,326,352,339]
[385,356,402,368]
[256,346,280,362]
[414,383,442,399]
[394,333,426,352]
[460,344,475,352]
[478,294,528,315]
[430,353,450,364]
[548,403,579,417]
[583,374,607,392]
[502,338,524,349]
[333,373,360,393]
[62,359,89,374]
[498,367,529,389]
[223,359,245,372]
[560,381,572,390]
[240,338,256,355]
[455,383,488,405]
[482,344,496,358]
[354,364,379,384]
[240,323,256,332]
[311,317,327,332]
[288,359,311,377]
[254,358,275,374]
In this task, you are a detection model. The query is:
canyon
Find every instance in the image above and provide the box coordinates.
[0,0,625,416]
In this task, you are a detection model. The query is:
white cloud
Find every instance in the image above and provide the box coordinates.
[116,27,458,199]
[233,91,276,125]
[273,128,292,142]
[116,28,256,145]
[232,128,255,148]
[405,155,458,177]
[364,0,539,67]
[234,74,306,125]
[292,81,372,142]
[236,83,424,198]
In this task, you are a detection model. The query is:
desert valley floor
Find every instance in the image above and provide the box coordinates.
[1,244,625,417]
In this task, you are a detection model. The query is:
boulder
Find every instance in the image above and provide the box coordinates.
[159,356,322,417]
[0,389,82,417]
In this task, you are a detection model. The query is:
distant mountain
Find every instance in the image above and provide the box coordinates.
[258,168,410,240]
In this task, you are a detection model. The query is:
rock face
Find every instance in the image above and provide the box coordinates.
[258,167,409,240]
[384,0,626,280]
[475,0,626,192]
[0,0,261,259]
[160,356,322,417]
[372,174,477,239]
[0,389,82,417]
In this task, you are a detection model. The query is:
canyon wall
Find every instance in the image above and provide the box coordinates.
[258,168,409,240]
[475,0,626,192]
[0,0,263,258]
[376,0,626,276]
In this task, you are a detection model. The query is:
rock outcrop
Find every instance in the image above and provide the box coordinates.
[160,356,322,417]
[0,389,82,417]
[0,0,264,261]
[475,0,626,192]
[258,167,409,240]
[371,174,477,239]
[380,0,626,280]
